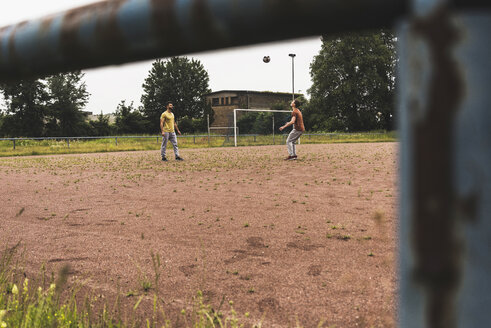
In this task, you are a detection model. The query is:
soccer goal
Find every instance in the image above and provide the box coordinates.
[233,108,292,147]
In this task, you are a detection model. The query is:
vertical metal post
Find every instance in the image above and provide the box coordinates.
[289,54,296,100]
[399,2,491,327]
[207,114,210,146]
[13,139,16,150]
[234,109,237,147]
[273,116,275,145]
[66,138,69,148]
[115,137,118,145]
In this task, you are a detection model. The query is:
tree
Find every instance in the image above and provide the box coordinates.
[0,79,48,137]
[306,29,396,132]
[0,112,5,136]
[45,71,90,136]
[89,111,113,136]
[140,57,212,133]
[114,100,147,134]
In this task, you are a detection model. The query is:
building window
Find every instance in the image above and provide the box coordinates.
[212,98,219,106]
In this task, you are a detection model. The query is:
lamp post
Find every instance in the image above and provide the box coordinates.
[288,53,296,101]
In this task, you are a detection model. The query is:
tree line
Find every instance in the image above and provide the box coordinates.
[0,57,212,138]
[0,29,396,138]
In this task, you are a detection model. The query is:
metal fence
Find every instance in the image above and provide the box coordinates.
[1,0,491,327]
[0,133,391,150]
[0,135,217,150]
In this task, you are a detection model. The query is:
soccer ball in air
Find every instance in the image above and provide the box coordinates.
[263,56,270,63]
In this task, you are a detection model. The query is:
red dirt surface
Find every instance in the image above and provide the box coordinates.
[0,143,398,327]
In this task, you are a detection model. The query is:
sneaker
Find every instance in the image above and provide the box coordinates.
[161,157,168,162]
[284,155,295,161]
[175,156,184,161]
[293,155,298,160]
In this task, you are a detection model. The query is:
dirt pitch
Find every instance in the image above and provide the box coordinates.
[0,143,398,327]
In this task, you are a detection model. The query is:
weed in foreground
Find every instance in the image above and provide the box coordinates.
[1,244,274,327]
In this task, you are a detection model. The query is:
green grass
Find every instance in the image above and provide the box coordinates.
[0,131,397,157]
[1,243,331,327]
[0,244,254,328]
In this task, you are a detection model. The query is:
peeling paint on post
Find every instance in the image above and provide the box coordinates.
[398,0,491,327]
[453,14,491,327]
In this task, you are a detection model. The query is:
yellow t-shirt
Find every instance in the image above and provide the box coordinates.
[160,111,175,133]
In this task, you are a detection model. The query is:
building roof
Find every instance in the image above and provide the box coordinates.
[203,90,302,97]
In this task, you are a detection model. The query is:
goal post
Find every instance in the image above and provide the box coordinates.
[233,108,292,147]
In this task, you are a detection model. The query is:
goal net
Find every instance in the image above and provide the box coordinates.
[209,126,238,136]
[233,108,292,147]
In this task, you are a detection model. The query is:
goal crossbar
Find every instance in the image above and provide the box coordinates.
[233,108,292,147]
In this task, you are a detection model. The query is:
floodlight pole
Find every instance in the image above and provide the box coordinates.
[289,54,296,100]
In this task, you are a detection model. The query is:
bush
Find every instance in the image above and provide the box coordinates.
[176,116,208,134]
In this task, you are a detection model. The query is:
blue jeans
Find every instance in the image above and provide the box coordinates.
[161,132,180,158]
[286,129,303,156]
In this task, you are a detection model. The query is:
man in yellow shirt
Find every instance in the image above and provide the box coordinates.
[160,101,183,161]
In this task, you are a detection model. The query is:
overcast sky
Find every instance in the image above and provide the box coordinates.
[1,0,322,114]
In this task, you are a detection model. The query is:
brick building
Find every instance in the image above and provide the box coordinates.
[204,90,301,134]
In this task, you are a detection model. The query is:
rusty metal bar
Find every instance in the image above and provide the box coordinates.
[398,0,491,327]
[0,0,408,81]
